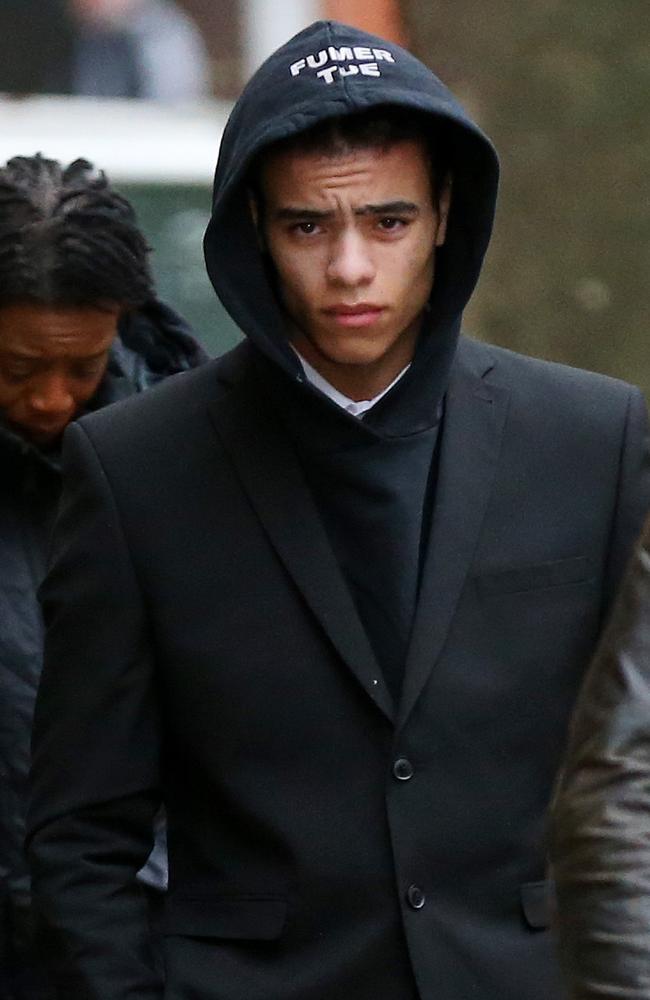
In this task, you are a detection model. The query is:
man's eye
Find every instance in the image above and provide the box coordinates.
[292,221,320,235]
[378,217,406,232]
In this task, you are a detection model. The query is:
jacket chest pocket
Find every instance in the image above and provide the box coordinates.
[475,555,593,598]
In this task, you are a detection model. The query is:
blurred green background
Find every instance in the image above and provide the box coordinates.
[404,0,650,394]
[122,184,239,357]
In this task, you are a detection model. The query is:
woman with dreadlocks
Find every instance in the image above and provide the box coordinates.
[0,153,206,998]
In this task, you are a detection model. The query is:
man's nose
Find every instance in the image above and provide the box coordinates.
[29,375,75,417]
[326,230,375,286]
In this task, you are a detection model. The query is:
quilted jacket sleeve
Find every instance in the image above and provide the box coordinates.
[26,421,163,999]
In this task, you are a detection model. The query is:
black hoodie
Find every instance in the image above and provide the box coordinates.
[203,20,499,696]
[205,19,498,406]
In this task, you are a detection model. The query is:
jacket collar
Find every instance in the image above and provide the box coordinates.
[397,336,509,726]
[209,336,509,727]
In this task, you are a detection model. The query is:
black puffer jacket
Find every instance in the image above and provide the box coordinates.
[551,512,650,999]
[0,300,206,996]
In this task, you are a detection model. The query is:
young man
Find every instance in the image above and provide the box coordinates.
[27,22,650,1000]
[0,153,205,998]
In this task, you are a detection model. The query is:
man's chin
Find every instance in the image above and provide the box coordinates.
[293,331,385,369]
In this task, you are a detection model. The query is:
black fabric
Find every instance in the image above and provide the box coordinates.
[252,354,444,699]
[26,337,650,999]
[294,418,442,700]
[0,299,205,997]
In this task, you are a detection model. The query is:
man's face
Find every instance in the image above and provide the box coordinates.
[259,139,450,399]
[0,302,120,445]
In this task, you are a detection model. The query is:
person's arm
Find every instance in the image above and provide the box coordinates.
[552,516,650,998]
[551,387,650,1000]
[602,386,650,611]
[27,420,163,999]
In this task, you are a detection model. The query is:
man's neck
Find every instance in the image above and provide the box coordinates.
[290,329,418,402]
[293,349,410,417]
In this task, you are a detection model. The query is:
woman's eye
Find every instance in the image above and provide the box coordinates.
[3,368,32,383]
[71,365,103,380]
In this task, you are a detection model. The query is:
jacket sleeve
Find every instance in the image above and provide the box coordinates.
[551,388,650,1000]
[26,421,163,999]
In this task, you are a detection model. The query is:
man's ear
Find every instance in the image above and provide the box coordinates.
[434,173,452,248]
[248,188,266,253]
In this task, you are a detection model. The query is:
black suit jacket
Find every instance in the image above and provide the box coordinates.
[27,337,650,1000]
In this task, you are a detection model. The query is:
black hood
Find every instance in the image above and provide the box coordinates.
[204,19,499,426]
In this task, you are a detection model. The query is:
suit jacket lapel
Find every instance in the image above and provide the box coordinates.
[397,342,510,728]
[208,370,395,722]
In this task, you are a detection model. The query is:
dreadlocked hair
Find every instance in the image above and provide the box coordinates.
[0,153,154,309]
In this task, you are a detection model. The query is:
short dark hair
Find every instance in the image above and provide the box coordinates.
[252,105,451,205]
[0,153,154,309]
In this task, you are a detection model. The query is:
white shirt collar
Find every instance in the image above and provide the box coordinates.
[293,350,411,418]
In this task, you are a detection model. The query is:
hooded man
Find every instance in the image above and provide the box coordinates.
[0,153,206,998]
[26,22,650,1000]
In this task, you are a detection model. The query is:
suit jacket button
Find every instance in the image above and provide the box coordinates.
[393,758,414,781]
[407,885,426,910]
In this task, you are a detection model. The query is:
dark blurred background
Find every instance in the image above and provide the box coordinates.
[0,0,648,394]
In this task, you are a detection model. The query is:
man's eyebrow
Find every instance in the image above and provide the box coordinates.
[273,201,420,221]
[273,207,335,221]
[357,201,420,216]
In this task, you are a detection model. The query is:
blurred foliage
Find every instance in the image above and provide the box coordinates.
[122,184,240,357]
[403,0,650,396]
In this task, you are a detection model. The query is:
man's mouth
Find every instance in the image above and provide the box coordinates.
[323,304,385,328]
